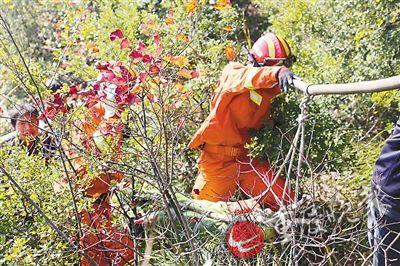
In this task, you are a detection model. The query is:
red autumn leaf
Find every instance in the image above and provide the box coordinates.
[100,70,116,81]
[115,94,124,104]
[137,41,147,52]
[149,65,160,74]
[39,104,59,120]
[126,93,141,104]
[120,37,130,49]
[129,50,142,59]
[69,85,78,95]
[122,69,136,84]
[52,93,64,106]
[154,33,160,44]
[95,62,109,71]
[191,70,200,78]
[110,29,124,41]
[142,54,153,64]
[114,77,127,87]
[115,85,128,95]
[92,82,100,91]
[154,33,163,56]
[118,65,131,76]
[60,107,68,113]
[139,72,148,82]
[117,92,139,105]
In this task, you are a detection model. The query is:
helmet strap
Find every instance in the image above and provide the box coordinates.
[244,46,260,67]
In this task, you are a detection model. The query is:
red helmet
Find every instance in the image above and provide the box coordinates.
[250,33,293,66]
[226,221,265,259]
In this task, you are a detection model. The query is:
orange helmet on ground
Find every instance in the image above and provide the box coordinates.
[250,33,295,67]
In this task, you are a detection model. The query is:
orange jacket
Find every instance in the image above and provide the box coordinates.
[189,62,282,149]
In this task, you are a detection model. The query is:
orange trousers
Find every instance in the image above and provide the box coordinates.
[192,150,294,211]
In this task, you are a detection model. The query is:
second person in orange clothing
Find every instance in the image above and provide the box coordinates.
[189,33,296,211]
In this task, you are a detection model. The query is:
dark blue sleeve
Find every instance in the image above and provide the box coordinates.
[373,115,400,199]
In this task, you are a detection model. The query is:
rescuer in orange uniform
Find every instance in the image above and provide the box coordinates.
[189,33,296,211]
